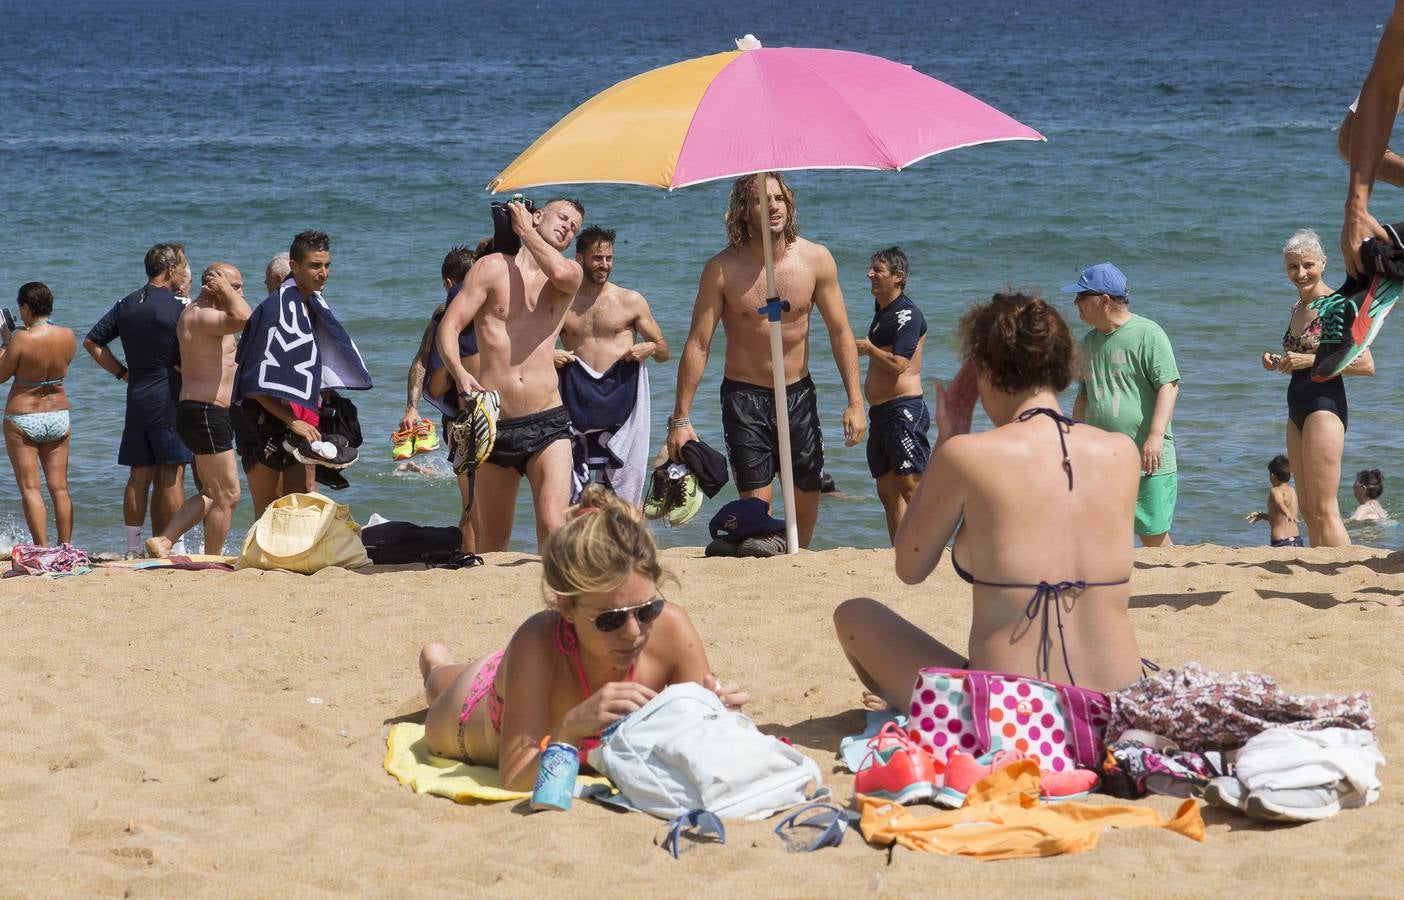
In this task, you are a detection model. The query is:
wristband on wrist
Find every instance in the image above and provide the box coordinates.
[115,364,128,380]
[666,416,691,429]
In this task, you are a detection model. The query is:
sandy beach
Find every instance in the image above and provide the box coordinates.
[2,543,1401,897]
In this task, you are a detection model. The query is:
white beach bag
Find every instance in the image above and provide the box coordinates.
[586,682,827,820]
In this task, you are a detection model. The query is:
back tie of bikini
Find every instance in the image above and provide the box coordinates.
[1016,407,1076,491]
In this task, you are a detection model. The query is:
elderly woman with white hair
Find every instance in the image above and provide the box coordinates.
[1259,229,1374,546]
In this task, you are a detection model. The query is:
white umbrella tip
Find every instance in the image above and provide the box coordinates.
[735,34,762,51]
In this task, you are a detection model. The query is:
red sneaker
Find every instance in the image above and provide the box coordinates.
[853,722,940,804]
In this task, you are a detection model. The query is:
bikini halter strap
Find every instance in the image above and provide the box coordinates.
[1016,406,1076,491]
[554,615,635,700]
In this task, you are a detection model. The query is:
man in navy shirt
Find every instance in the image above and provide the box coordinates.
[84,242,194,557]
[855,246,930,542]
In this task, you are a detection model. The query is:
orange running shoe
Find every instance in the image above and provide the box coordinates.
[853,722,940,805]
[413,418,440,454]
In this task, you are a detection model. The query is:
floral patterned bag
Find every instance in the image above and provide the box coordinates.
[908,668,1110,772]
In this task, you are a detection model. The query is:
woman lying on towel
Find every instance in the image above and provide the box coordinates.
[835,291,1145,701]
[418,484,749,791]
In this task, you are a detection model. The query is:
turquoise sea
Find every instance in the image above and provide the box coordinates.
[2,0,1401,553]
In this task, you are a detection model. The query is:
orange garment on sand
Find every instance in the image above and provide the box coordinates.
[858,759,1204,860]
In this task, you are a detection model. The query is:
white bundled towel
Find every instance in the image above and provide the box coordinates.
[1235,726,1385,802]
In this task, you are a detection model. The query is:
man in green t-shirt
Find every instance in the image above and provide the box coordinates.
[1064,263,1181,547]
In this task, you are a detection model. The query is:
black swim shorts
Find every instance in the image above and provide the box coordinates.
[236,400,300,473]
[487,405,572,475]
[118,424,194,468]
[866,396,931,478]
[720,375,824,493]
[176,400,235,456]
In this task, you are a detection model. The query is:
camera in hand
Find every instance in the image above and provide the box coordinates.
[490,195,536,255]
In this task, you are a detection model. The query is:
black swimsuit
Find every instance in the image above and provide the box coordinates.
[948,407,1131,686]
[1283,314,1348,431]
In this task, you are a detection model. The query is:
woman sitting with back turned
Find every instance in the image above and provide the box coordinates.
[417,484,748,792]
[834,290,1144,701]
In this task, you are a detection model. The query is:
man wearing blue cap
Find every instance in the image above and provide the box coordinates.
[1065,263,1180,547]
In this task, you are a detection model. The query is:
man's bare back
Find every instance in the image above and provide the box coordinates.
[178,266,248,407]
[1268,483,1301,542]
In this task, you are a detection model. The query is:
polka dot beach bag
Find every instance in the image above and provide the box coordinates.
[909,668,1111,772]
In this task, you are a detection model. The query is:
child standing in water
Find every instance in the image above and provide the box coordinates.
[1348,469,1387,522]
[1247,455,1302,547]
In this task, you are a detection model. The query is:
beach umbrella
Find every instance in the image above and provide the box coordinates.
[489,36,1044,554]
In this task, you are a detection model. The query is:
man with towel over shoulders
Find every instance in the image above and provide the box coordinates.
[232,230,372,516]
[555,225,668,506]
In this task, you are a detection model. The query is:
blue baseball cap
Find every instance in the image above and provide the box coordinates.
[1060,262,1128,298]
[708,498,785,541]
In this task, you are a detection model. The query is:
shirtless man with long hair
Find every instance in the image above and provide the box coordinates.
[666,172,866,548]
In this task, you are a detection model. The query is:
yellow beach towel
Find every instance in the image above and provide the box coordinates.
[384,722,610,803]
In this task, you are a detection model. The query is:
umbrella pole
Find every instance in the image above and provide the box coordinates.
[758,188,800,555]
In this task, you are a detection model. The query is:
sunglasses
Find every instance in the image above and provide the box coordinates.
[591,597,666,633]
[659,808,725,858]
[773,802,861,853]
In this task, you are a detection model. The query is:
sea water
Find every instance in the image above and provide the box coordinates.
[2,0,1399,553]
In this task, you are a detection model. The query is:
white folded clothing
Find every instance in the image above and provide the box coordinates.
[1235,726,1384,803]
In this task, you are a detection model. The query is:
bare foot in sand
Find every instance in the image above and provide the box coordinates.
[144,536,172,560]
[861,690,894,712]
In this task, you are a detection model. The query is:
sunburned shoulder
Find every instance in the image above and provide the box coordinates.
[505,609,562,651]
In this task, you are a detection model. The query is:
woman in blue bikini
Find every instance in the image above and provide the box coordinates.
[0,282,77,546]
[834,291,1145,701]
[417,484,749,792]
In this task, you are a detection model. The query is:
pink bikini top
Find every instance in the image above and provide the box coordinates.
[555,617,636,754]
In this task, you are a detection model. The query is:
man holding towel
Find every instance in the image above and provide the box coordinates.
[556,225,668,506]
[233,231,372,515]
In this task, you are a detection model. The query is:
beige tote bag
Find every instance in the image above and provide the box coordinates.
[236,492,371,573]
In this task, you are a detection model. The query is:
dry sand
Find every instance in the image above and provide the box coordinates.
[2,544,1402,897]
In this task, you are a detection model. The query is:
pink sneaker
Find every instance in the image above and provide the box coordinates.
[935,749,1029,808]
[935,749,1099,808]
[854,722,941,805]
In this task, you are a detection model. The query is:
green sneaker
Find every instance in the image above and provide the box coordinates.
[1310,274,1401,381]
[642,464,669,520]
[666,472,703,527]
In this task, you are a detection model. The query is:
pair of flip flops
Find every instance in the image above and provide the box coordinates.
[284,432,359,468]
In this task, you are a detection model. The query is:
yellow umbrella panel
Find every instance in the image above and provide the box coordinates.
[489,51,738,193]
